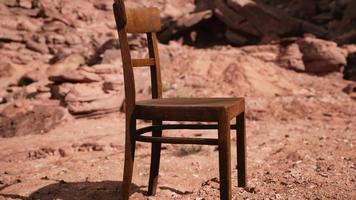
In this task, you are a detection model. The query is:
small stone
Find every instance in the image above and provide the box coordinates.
[58,148,67,157]
[244,186,257,193]
[0,97,6,104]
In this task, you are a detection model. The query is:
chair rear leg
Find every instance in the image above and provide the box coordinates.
[121,116,136,200]
[218,117,232,200]
[147,120,162,196]
[236,112,246,187]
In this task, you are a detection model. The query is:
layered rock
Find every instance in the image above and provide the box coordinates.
[241,36,347,73]
[159,0,356,45]
[0,100,67,138]
[296,37,347,73]
[49,63,125,116]
[0,0,355,139]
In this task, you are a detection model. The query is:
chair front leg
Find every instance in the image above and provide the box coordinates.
[121,115,137,200]
[218,116,232,200]
[147,120,163,195]
[236,112,246,187]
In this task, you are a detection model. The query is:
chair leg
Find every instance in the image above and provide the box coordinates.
[147,120,162,196]
[121,116,136,200]
[236,112,246,187]
[218,116,232,200]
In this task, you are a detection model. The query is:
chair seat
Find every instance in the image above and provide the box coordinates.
[135,97,245,121]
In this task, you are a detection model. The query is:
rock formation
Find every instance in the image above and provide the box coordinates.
[0,0,355,137]
[159,0,356,45]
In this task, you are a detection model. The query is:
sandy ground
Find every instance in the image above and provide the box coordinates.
[0,73,355,199]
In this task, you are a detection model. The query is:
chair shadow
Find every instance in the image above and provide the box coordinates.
[0,181,146,200]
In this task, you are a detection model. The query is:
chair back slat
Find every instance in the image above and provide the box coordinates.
[113,0,163,111]
[126,8,161,33]
[132,58,155,67]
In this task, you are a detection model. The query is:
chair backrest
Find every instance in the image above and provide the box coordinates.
[113,0,162,114]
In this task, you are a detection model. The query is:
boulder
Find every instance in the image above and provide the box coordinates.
[240,36,347,74]
[0,100,67,138]
[297,37,347,73]
[227,0,299,40]
[159,0,330,45]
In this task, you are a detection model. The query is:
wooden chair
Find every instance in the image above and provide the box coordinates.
[112,0,246,199]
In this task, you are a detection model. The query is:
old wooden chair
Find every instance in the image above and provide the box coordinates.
[113,0,246,199]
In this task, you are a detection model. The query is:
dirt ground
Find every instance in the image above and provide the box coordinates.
[1,0,356,199]
[0,72,355,200]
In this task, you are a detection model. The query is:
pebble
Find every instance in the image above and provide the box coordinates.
[0,97,6,104]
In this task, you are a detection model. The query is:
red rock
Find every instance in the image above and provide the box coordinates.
[45,34,66,45]
[278,43,305,71]
[19,69,46,84]
[297,37,347,73]
[64,33,82,46]
[18,0,32,9]
[67,94,124,115]
[90,64,121,75]
[101,49,122,64]
[0,100,67,137]
[0,29,24,42]
[50,68,103,83]
[226,0,301,41]
[342,83,356,99]
[342,44,356,55]
[0,63,15,78]
[17,18,41,32]
[64,83,108,102]
[56,83,74,97]
[34,92,52,100]
[46,54,86,77]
